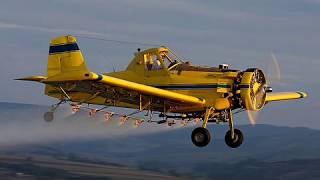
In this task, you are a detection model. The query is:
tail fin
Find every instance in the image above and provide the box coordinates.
[47,35,90,78]
[17,35,94,83]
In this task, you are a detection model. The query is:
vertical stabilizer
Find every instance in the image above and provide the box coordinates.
[47,35,89,77]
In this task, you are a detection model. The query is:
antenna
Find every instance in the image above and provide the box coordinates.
[75,35,161,47]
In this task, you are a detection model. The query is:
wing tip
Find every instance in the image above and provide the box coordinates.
[296,91,308,98]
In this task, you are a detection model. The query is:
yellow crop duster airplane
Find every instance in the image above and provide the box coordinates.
[17,35,307,148]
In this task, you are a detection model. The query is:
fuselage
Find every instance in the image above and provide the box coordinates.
[44,46,242,113]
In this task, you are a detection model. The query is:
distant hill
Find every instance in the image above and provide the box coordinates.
[1,102,320,179]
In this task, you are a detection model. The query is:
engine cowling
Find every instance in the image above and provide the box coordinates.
[239,68,267,111]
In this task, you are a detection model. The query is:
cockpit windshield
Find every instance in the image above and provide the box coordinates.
[159,48,183,69]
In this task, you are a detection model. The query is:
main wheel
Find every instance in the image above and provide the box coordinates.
[191,127,211,147]
[225,129,243,148]
[44,112,54,122]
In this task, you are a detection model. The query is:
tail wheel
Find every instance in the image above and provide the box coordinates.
[191,127,211,147]
[44,112,54,122]
[225,129,243,148]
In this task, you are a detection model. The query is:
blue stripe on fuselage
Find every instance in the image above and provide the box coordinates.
[154,84,231,90]
[97,74,103,81]
[239,84,251,88]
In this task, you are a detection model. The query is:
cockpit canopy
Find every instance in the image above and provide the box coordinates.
[126,47,239,73]
[142,47,182,71]
[126,47,182,72]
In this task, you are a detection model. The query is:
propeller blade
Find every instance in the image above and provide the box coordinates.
[247,85,265,126]
[266,52,281,86]
[271,53,281,80]
[245,54,279,126]
[247,110,258,125]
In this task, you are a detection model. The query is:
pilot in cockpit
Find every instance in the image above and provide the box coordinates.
[146,54,162,71]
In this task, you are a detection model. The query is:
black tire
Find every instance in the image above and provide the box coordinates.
[225,129,244,148]
[44,112,54,122]
[191,127,211,147]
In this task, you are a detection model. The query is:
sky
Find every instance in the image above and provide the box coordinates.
[0,0,319,128]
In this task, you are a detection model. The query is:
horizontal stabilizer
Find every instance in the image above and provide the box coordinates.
[15,76,46,82]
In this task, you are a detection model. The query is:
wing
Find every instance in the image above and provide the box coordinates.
[91,73,206,105]
[40,72,206,112]
[266,91,308,102]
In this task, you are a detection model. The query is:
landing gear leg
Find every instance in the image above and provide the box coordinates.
[225,109,243,148]
[191,107,214,147]
[202,107,213,129]
[44,100,65,122]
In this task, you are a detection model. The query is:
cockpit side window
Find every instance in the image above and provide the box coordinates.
[145,54,163,71]
[151,55,163,70]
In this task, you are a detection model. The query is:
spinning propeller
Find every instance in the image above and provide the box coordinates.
[243,53,281,125]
